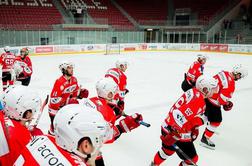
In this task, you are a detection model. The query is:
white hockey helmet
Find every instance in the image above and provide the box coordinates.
[59,61,74,73]
[2,85,41,121]
[115,59,129,69]
[197,54,208,61]
[54,104,108,159]
[96,78,118,99]
[4,46,10,53]
[232,64,248,80]
[196,75,218,98]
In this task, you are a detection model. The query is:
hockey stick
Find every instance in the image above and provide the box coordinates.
[122,113,151,128]
[29,95,49,129]
[172,144,198,166]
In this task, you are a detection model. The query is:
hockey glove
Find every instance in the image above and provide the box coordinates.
[160,132,177,146]
[191,127,199,141]
[119,113,143,133]
[223,101,233,111]
[78,88,89,99]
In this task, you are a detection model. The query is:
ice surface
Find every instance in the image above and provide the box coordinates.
[31,51,252,166]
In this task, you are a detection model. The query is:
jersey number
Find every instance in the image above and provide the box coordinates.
[5,59,14,65]
[185,108,193,116]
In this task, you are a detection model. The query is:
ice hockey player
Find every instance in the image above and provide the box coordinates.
[0,46,16,90]
[14,103,109,166]
[14,48,33,86]
[48,61,89,135]
[150,76,218,166]
[105,59,129,111]
[0,85,42,166]
[200,64,248,149]
[80,77,143,166]
[181,54,208,92]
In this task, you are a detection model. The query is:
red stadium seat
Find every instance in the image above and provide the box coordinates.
[173,0,230,25]
[61,0,134,30]
[115,0,168,25]
[0,0,63,30]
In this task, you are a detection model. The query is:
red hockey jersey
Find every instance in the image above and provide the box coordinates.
[105,68,127,100]
[48,75,80,116]
[14,135,87,166]
[0,116,32,166]
[0,52,16,72]
[208,71,235,106]
[89,97,117,126]
[163,88,206,142]
[186,61,204,84]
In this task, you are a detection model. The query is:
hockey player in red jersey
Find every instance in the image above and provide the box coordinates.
[151,76,218,166]
[48,61,89,135]
[105,59,129,111]
[15,48,33,86]
[200,64,248,149]
[181,54,208,92]
[0,46,16,90]
[0,85,42,166]
[14,103,108,166]
[80,78,143,166]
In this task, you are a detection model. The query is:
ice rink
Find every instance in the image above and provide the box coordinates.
[30,51,252,166]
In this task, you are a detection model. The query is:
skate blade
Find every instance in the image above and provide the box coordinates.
[200,142,215,150]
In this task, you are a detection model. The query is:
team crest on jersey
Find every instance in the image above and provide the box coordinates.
[172,109,187,127]
[63,85,77,94]
[50,97,62,104]
[24,66,32,74]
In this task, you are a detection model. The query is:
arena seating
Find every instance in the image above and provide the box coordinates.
[115,0,168,25]
[60,0,134,30]
[0,0,236,30]
[174,0,231,25]
[0,0,63,30]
